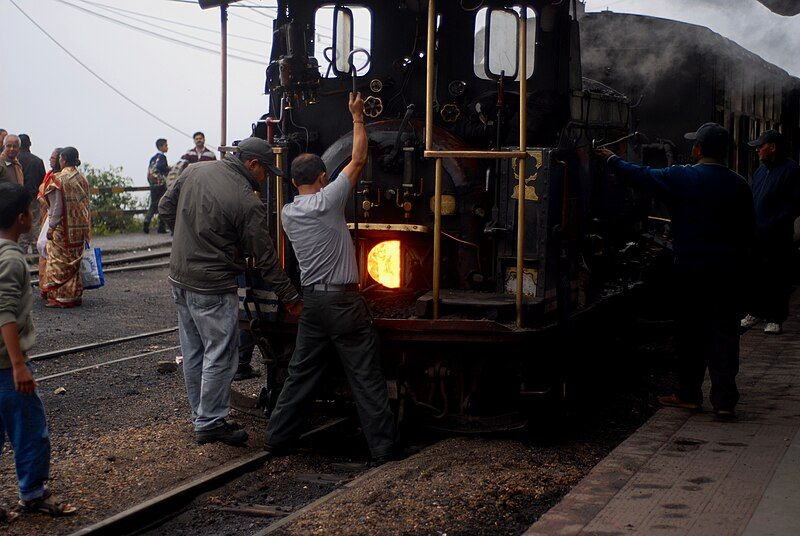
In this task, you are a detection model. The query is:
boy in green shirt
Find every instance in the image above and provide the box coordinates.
[0,183,75,522]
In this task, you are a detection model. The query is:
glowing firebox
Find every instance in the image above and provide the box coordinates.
[367,240,401,289]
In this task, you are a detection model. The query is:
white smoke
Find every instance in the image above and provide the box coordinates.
[584,0,800,76]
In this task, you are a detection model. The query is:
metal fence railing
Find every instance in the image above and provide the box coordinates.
[90,185,150,218]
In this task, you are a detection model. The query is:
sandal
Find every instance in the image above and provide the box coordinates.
[19,491,77,517]
[0,507,20,523]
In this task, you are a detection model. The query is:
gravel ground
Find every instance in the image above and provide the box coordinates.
[0,258,681,536]
[0,265,260,536]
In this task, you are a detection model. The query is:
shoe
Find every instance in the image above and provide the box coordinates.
[764,322,782,334]
[714,409,736,421]
[157,228,168,234]
[143,223,150,234]
[367,447,407,468]
[196,422,248,446]
[233,363,261,381]
[263,443,293,457]
[658,394,701,410]
[740,314,760,328]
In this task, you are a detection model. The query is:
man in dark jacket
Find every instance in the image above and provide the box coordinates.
[597,122,756,419]
[145,139,170,234]
[159,137,301,445]
[740,130,800,335]
[17,135,46,197]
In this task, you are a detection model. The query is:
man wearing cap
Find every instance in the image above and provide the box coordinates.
[159,137,301,446]
[597,122,755,420]
[264,93,397,464]
[740,130,800,335]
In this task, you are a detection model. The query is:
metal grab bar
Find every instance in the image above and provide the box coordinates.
[425,0,529,327]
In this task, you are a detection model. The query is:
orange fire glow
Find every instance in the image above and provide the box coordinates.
[367,240,401,289]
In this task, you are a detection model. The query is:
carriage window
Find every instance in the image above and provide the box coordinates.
[474,6,535,81]
[314,5,372,79]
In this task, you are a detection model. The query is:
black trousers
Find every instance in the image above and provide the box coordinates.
[238,329,254,366]
[674,267,740,411]
[265,290,396,457]
[750,248,793,324]
[145,184,167,231]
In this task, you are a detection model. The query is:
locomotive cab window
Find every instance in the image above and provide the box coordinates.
[474,6,535,80]
[314,4,372,79]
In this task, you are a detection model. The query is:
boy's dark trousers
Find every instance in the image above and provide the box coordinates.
[0,365,51,501]
[144,184,167,233]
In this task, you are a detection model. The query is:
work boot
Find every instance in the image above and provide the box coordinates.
[233,363,261,381]
[740,314,760,328]
[195,422,248,446]
[764,322,782,334]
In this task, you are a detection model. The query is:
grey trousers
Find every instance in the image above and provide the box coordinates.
[171,286,239,431]
[265,290,396,458]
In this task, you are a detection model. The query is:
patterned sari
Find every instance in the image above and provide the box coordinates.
[42,167,91,306]
[36,170,57,291]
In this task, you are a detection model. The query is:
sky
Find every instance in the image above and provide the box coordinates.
[1,0,798,187]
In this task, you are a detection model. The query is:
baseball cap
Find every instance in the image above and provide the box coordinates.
[234,137,283,176]
[747,129,783,147]
[684,122,730,153]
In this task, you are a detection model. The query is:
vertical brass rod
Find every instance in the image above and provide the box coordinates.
[433,158,443,319]
[515,9,528,328]
[220,3,228,157]
[274,148,286,268]
[425,0,435,152]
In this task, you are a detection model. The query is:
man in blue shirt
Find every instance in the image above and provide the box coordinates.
[597,123,755,419]
[264,93,397,463]
[739,130,800,335]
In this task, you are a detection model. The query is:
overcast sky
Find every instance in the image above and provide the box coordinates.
[1,0,797,186]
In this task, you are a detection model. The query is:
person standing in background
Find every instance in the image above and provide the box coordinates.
[182,132,217,166]
[16,135,46,257]
[145,139,169,235]
[35,148,63,296]
[739,130,800,335]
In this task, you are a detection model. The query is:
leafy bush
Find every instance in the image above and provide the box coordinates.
[83,164,144,235]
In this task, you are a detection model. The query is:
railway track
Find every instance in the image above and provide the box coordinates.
[68,418,366,536]
[30,250,171,285]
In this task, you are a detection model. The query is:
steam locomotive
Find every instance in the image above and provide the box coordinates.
[229,1,798,430]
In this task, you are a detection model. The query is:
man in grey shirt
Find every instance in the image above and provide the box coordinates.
[265,93,397,463]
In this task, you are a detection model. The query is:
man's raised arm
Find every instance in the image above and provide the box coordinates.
[342,92,368,188]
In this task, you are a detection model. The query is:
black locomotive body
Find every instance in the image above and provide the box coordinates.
[242,1,800,427]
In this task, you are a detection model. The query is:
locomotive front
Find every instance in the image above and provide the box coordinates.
[243,0,646,428]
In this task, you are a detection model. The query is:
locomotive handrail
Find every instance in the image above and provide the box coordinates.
[425,0,529,327]
[424,150,529,159]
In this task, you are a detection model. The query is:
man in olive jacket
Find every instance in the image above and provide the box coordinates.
[159,137,301,446]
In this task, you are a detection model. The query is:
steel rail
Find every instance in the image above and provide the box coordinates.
[36,345,181,382]
[30,327,179,361]
[29,250,171,276]
[68,418,354,536]
[32,261,170,286]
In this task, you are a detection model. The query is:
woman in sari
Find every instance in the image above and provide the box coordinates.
[36,147,62,296]
[41,147,91,308]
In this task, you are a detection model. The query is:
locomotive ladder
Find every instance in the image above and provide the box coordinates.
[424,0,530,327]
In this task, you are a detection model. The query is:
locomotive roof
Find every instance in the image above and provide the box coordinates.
[582,11,799,86]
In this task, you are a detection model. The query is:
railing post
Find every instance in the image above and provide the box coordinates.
[433,157,443,319]
[425,0,435,152]
[515,9,528,328]
[274,147,287,268]
[220,3,228,157]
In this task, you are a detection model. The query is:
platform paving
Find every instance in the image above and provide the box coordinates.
[526,293,800,536]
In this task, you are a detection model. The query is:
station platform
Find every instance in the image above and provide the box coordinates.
[526,295,800,535]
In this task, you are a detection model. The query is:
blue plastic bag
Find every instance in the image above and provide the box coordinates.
[80,242,105,290]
